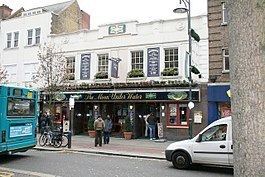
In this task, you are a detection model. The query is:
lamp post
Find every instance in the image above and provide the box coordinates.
[173,0,194,139]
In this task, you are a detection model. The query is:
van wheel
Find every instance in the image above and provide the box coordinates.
[172,151,190,169]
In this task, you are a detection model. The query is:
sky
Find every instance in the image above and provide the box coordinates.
[0,0,207,29]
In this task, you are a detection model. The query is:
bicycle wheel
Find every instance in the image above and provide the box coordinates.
[39,134,48,146]
[52,136,62,148]
[61,134,68,147]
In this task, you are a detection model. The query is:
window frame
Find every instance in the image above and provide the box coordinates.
[131,50,144,70]
[166,103,190,128]
[164,48,179,71]
[221,2,228,25]
[98,54,109,73]
[27,29,33,45]
[222,48,229,73]
[7,33,12,48]
[66,57,75,80]
[14,32,19,47]
[35,28,41,44]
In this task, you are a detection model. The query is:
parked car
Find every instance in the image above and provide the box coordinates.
[165,116,233,169]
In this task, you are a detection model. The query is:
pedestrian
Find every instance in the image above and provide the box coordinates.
[94,115,105,147]
[103,115,113,144]
[40,113,46,134]
[147,112,157,140]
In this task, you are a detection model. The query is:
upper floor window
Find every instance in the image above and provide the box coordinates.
[131,51,143,70]
[27,29,33,45]
[98,54,109,72]
[222,2,228,24]
[164,48,178,73]
[14,32,19,47]
[7,33,12,48]
[35,28,41,44]
[66,57,75,80]
[222,49,229,72]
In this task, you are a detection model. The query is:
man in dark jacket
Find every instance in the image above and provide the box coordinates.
[147,113,157,140]
[103,115,113,144]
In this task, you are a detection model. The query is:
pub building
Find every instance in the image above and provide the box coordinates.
[43,16,209,141]
[42,83,208,140]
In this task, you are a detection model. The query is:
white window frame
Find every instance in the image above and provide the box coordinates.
[98,54,109,73]
[164,48,178,69]
[7,33,12,48]
[222,48,229,73]
[221,2,228,25]
[14,32,19,47]
[27,29,33,45]
[35,28,41,44]
[66,57,75,80]
[131,50,143,70]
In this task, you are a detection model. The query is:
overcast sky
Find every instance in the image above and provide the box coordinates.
[0,0,207,29]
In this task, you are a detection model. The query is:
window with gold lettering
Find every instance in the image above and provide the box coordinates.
[166,103,189,127]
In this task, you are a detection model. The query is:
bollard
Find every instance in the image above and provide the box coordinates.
[68,131,72,148]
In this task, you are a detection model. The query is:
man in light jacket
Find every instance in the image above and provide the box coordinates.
[94,115,105,147]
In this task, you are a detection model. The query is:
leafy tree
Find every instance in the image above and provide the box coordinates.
[33,43,69,114]
[0,63,7,84]
[228,1,265,177]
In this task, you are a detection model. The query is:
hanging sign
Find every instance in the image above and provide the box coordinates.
[80,53,91,80]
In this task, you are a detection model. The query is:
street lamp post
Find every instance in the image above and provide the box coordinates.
[174,0,194,139]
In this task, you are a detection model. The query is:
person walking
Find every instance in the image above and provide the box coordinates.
[147,112,157,140]
[94,115,105,147]
[103,115,113,144]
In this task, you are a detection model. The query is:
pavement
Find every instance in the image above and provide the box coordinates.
[34,134,174,160]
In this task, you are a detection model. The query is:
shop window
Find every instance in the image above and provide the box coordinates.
[167,103,189,127]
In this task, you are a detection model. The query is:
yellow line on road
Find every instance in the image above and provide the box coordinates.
[0,171,14,177]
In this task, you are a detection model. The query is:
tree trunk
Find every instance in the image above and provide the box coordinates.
[228,1,265,176]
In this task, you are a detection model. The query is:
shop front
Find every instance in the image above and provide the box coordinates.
[208,84,231,124]
[42,87,206,140]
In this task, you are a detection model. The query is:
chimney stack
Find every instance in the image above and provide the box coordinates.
[0,4,12,20]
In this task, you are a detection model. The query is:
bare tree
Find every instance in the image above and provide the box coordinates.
[0,63,7,84]
[228,1,265,177]
[34,43,69,114]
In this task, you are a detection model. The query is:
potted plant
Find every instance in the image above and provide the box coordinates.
[127,69,144,78]
[94,72,108,79]
[161,67,178,76]
[87,118,96,138]
[123,116,133,140]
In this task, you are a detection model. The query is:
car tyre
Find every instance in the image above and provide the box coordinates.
[172,151,190,169]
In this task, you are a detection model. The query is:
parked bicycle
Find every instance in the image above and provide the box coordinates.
[39,126,69,148]
[39,127,62,148]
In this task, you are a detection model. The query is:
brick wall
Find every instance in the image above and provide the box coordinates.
[0,4,12,20]
[208,0,230,83]
[51,1,82,34]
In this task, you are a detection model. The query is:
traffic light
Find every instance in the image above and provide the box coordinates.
[191,29,200,42]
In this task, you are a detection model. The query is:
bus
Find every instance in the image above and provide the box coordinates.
[0,85,39,155]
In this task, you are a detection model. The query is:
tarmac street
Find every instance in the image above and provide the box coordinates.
[0,150,233,177]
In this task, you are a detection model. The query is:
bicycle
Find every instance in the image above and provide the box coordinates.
[39,130,62,148]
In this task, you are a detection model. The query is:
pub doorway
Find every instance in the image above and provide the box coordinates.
[134,102,160,139]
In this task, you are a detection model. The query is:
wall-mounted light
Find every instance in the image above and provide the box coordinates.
[129,105,133,110]
[161,105,165,110]
[86,114,90,117]
[77,113,82,117]
[94,105,98,110]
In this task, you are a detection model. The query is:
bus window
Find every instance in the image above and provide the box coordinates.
[7,98,35,117]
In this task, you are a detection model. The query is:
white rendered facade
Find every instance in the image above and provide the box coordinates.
[49,15,209,85]
[0,14,208,87]
[0,11,52,86]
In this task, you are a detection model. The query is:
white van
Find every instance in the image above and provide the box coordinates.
[165,116,233,169]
